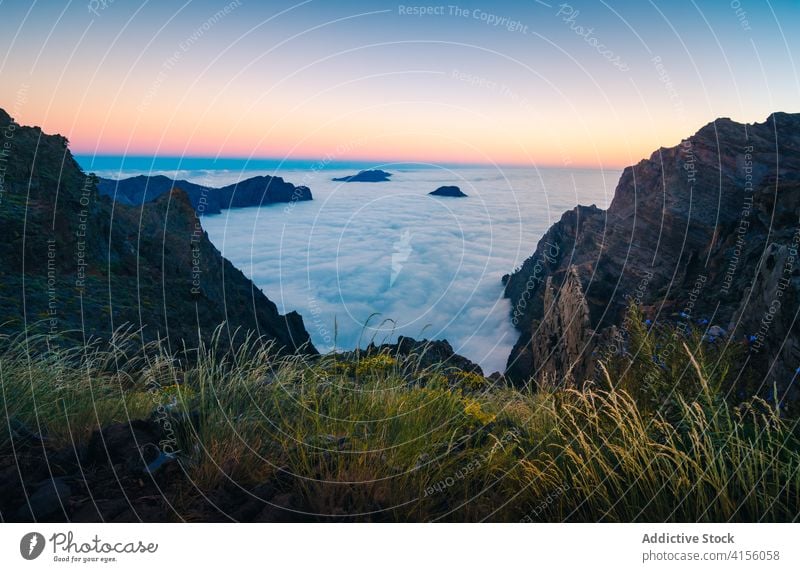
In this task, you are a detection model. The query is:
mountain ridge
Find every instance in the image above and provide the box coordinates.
[503,112,800,410]
[0,109,316,355]
[97,173,312,214]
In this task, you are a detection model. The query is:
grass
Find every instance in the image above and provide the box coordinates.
[1,317,798,522]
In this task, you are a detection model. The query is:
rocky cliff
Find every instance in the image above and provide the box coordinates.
[0,109,315,355]
[97,173,312,214]
[504,113,800,405]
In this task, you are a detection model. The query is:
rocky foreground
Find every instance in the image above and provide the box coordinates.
[503,112,800,411]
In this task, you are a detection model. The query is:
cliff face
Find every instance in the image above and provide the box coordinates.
[97,174,312,214]
[0,109,315,354]
[504,113,800,403]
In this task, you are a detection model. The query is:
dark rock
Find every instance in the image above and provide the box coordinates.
[503,112,800,410]
[70,498,130,521]
[430,185,467,197]
[144,450,176,474]
[8,418,46,445]
[227,482,280,522]
[220,176,312,208]
[0,465,25,509]
[97,174,313,213]
[366,335,484,376]
[14,477,71,521]
[254,492,306,522]
[511,267,595,386]
[87,420,161,471]
[0,109,316,357]
[332,169,392,182]
[2,423,188,522]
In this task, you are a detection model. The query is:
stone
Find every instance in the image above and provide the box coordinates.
[15,477,71,521]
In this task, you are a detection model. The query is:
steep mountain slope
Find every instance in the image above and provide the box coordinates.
[0,109,315,354]
[503,113,800,406]
[97,173,312,214]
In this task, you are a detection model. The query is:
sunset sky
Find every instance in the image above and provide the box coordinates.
[1,0,798,168]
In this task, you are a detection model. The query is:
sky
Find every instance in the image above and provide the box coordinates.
[0,0,798,168]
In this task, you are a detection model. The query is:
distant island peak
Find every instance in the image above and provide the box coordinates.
[332,169,392,182]
[429,185,467,197]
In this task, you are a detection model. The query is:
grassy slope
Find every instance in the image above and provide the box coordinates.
[1,316,798,522]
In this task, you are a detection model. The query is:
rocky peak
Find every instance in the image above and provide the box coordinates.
[0,108,316,356]
[503,112,800,409]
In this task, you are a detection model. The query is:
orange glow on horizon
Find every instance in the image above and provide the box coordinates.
[6,81,728,172]
[25,104,669,171]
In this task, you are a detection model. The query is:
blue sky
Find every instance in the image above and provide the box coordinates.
[0,0,797,166]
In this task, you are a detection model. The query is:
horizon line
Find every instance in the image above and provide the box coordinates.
[74,153,626,172]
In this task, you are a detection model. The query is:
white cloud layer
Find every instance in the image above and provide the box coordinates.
[132,166,616,373]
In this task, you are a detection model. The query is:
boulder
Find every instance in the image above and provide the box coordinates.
[14,477,71,521]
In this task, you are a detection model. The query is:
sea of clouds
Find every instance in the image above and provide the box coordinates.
[103,165,617,373]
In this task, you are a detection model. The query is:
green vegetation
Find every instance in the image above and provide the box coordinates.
[1,317,798,522]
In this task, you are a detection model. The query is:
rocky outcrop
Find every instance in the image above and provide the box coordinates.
[0,109,315,355]
[335,336,483,376]
[430,185,467,197]
[2,418,237,521]
[504,113,800,407]
[370,336,483,375]
[219,175,312,208]
[332,169,392,182]
[509,267,594,386]
[97,174,312,214]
